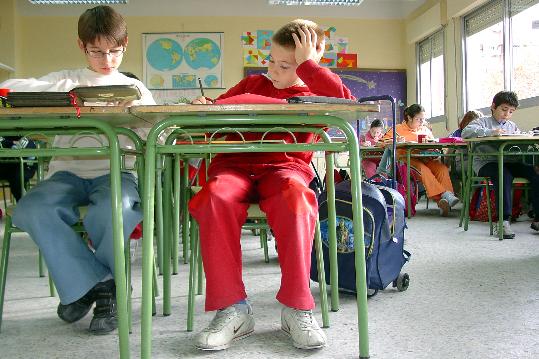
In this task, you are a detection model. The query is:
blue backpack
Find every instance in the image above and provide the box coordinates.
[310,181,410,295]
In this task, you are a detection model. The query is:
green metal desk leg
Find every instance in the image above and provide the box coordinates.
[181,163,190,264]
[313,219,329,328]
[141,139,158,359]
[0,216,12,332]
[187,217,199,332]
[38,250,45,277]
[347,134,370,359]
[162,155,173,316]
[324,152,339,312]
[498,147,505,240]
[155,159,164,275]
[172,155,180,275]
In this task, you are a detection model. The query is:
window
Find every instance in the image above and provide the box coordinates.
[417,30,445,119]
[464,0,539,110]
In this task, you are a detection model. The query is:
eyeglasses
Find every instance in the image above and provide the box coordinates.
[85,47,125,59]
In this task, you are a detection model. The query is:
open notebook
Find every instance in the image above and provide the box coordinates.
[6,85,141,107]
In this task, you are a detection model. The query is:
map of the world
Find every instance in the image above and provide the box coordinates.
[143,32,224,90]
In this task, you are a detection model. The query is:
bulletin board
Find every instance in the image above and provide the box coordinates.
[244,67,407,129]
[142,32,224,90]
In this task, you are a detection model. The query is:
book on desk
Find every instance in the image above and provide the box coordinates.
[5,85,141,107]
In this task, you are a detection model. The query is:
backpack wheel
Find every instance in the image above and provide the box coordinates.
[395,273,409,292]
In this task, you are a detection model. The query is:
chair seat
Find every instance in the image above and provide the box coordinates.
[190,186,266,219]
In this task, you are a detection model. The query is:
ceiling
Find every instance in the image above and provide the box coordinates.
[18,0,427,19]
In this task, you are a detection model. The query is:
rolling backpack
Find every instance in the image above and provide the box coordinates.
[310,180,410,296]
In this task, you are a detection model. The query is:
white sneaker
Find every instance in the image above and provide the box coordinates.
[195,303,255,351]
[281,307,327,349]
[442,191,460,207]
[502,220,516,239]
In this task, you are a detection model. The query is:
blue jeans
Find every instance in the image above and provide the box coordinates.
[478,162,539,221]
[12,171,142,304]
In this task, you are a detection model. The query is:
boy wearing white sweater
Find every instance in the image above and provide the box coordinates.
[0,5,155,334]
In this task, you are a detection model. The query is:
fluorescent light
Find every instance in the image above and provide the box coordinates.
[29,0,128,3]
[269,0,363,5]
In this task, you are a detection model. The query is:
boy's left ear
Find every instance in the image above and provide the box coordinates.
[77,38,85,51]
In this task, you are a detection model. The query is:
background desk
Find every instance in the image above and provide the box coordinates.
[396,142,467,218]
[131,103,378,359]
[464,136,539,240]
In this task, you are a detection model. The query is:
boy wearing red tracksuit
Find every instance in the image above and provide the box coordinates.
[189,19,354,351]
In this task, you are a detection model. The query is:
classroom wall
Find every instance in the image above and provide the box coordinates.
[11,15,406,100]
[405,0,539,136]
[0,0,16,83]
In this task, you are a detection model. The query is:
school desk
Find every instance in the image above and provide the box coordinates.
[130,103,378,359]
[0,106,146,359]
[395,141,468,218]
[463,135,539,240]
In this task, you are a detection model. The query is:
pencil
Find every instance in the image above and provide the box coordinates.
[198,78,205,97]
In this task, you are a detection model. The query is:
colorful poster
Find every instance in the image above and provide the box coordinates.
[320,52,337,67]
[241,31,256,48]
[257,30,273,50]
[143,32,224,90]
[337,53,358,68]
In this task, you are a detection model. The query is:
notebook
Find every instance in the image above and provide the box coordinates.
[6,84,141,107]
[287,96,359,105]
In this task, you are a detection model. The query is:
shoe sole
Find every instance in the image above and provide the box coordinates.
[438,199,449,217]
[281,327,327,350]
[57,306,93,324]
[195,329,255,351]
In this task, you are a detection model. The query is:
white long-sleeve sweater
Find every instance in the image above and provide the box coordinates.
[1,68,156,178]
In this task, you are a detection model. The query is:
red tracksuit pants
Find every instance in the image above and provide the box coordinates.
[188,162,317,312]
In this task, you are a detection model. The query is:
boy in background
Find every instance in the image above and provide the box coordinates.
[462,91,539,238]
[0,5,155,334]
[190,19,354,351]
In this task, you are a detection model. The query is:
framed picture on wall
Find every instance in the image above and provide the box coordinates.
[244,67,407,132]
[143,32,224,90]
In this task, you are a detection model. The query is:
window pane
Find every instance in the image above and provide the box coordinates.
[510,2,539,100]
[418,30,445,118]
[431,54,445,117]
[419,61,432,116]
[465,21,504,110]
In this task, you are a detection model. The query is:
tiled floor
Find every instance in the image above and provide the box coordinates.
[1,201,538,358]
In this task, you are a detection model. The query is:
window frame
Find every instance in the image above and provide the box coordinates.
[416,28,447,124]
[462,0,539,112]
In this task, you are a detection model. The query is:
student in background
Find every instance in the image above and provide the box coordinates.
[384,104,459,216]
[462,91,539,238]
[360,119,384,179]
[451,110,483,138]
[190,19,354,351]
[0,5,155,334]
[446,110,483,184]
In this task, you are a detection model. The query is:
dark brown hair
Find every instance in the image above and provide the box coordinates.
[403,104,425,123]
[459,110,483,130]
[272,19,324,49]
[78,5,127,47]
[492,90,519,109]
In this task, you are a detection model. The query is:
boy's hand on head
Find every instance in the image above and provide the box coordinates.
[292,26,323,65]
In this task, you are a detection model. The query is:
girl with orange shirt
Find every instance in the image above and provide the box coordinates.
[386,104,459,216]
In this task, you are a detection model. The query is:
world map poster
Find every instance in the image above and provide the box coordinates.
[142,32,224,90]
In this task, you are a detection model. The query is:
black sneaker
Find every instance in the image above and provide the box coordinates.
[89,279,117,335]
[57,287,97,323]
